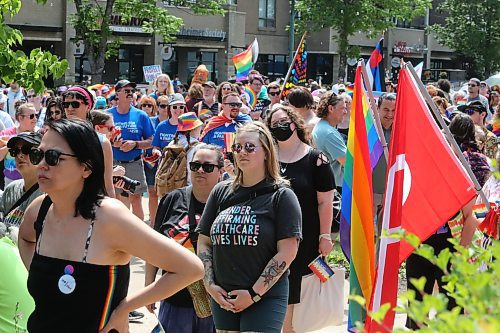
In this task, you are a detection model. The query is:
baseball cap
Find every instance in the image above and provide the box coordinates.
[7,132,43,149]
[95,96,107,109]
[169,93,186,105]
[115,80,137,91]
[457,100,486,113]
[177,112,203,132]
[202,81,216,89]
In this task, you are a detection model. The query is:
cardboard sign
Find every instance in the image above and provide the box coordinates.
[143,65,162,83]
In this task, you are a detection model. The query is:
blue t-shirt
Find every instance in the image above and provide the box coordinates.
[108,106,155,161]
[152,119,178,150]
[201,114,252,148]
[312,119,347,187]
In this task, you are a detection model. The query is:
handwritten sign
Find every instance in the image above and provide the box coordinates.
[143,65,162,83]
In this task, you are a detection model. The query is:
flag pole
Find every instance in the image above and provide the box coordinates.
[280,31,307,100]
[405,62,490,209]
[359,59,389,162]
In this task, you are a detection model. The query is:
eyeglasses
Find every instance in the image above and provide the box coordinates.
[96,124,116,131]
[20,113,38,120]
[141,104,153,108]
[27,94,37,99]
[189,161,219,173]
[171,105,185,110]
[268,91,281,96]
[158,104,169,109]
[270,119,291,128]
[29,148,77,166]
[9,145,33,157]
[231,142,261,154]
[119,89,135,94]
[63,101,83,109]
[223,102,242,108]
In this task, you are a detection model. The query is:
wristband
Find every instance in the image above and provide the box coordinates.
[133,141,139,149]
[319,233,332,242]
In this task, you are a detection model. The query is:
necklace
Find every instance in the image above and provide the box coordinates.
[279,143,302,174]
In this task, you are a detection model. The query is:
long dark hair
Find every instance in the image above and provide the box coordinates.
[266,105,312,144]
[47,119,105,220]
[449,113,477,150]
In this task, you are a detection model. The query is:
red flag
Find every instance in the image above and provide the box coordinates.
[365,67,476,332]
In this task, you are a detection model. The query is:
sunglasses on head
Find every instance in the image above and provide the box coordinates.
[189,161,219,173]
[141,104,153,108]
[9,145,33,157]
[171,105,185,110]
[224,102,242,108]
[231,142,260,154]
[29,148,77,166]
[158,104,169,109]
[268,91,281,96]
[21,113,38,120]
[63,101,83,109]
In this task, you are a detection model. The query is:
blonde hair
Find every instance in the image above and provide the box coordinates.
[232,122,289,189]
[155,74,175,95]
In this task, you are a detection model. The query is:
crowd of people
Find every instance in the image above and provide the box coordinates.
[0,68,498,332]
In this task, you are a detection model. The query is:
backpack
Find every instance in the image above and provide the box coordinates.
[155,142,199,197]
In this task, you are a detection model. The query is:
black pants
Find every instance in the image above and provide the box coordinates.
[405,229,460,329]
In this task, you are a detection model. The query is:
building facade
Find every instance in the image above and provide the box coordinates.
[7,0,462,86]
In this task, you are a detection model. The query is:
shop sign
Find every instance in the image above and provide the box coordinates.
[177,27,226,41]
[143,65,162,83]
[160,45,174,61]
[72,40,85,56]
[393,41,412,54]
[391,57,401,68]
[109,14,145,33]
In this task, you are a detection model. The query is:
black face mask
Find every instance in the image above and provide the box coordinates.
[270,122,294,142]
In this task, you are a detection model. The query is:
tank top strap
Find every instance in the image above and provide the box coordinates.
[35,196,53,254]
[82,220,96,263]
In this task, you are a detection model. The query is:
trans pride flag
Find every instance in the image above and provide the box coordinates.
[232,38,259,81]
[341,65,383,331]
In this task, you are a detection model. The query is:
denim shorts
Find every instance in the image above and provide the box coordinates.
[143,161,158,187]
[211,278,288,332]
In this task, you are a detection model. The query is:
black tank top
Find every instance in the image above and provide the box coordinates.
[27,196,130,332]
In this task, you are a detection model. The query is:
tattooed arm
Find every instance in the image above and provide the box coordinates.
[227,237,299,312]
[197,234,234,310]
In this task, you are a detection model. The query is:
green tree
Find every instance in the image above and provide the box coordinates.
[70,0,226,84]
[0,0,68,93]
[430,0,500,78]
[295,0,431,79]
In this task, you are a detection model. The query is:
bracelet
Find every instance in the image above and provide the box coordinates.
[319,233,332,242]
[133,141,139,149]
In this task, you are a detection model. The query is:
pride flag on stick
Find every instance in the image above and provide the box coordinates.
[232,38,259,81]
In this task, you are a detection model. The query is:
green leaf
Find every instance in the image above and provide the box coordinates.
[410,276,427,293]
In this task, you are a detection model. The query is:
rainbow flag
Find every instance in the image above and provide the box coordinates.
[232,38,259,81]
[341,65,379,331]
[282,37,307,98]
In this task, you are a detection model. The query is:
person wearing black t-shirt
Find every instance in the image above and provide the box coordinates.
[146,144,225,333]
[267,106,336,333]
[197,122,302,333]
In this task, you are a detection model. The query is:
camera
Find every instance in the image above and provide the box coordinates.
[113,175,141,193]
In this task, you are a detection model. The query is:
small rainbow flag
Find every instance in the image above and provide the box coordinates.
[104,86,115,99]
[308,256,334,283]
[232,38,259,82]
[340,65,381,331]
[241,86,257,109]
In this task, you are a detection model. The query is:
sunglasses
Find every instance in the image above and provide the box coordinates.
[20,113,38,120]
[27,94,37,98]
[231,142,261,154]
[222,87,232,91]
[268,91,281,96]
[49,110,62,117]
[270,120,291,128]
[171,105,185,110]
[189,161,219,173]
[223,102,242,108]
[119,89,135,94]
[462,108,479,115]
[9,145,33,157]
[141,104,153,108]
[63,101,83,109]
[468,84,478,87]
[159,104,169,109]
[29,148,77,166]
[96,124,116,131]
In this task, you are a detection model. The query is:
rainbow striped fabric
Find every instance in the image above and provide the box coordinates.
[282,37,307,98]
[99,266,118,330]
[340,65,381,331]
[232,38,259,81]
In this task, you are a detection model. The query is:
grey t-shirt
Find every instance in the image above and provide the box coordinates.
[0,180,44,226]
[197,179,302,291]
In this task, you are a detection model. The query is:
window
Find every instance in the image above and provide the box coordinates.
[259,0,276,28]
[187,50,218,82]
[255,54,288,80]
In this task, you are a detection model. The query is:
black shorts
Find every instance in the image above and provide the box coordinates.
[211,279,288,332]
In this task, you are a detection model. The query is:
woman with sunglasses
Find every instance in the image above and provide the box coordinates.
[152,94,187,152]
[139,95,158,118]
[18,119,204,333]
[0,132,44,227]
[216,82,234,103]
[197,122,302,333]
[0,103,39,187]
[44,96,65,122]
[63,85,116,198]
[266,106,335,333]
[146,143,224,333]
